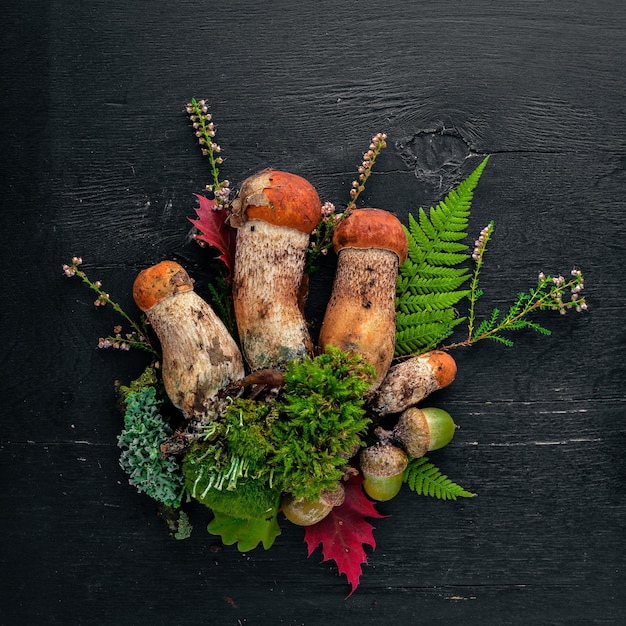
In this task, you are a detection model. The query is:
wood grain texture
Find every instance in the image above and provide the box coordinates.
[1,0,625,623]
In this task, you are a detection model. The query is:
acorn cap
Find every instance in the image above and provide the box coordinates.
[393,407,430,458]
[359,442,408,478]
[133,260,194,312]
[394,406,457,457]
[229,169,322,234]
[332,208,409,263]
[320,482,346,508]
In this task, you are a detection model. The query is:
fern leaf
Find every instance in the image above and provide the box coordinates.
[403,457,476,500]
[395,310,465,355]
[395,156,490,356]
[396,291,470,314]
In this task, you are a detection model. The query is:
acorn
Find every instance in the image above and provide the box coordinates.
[281,483,345,526]
[393,407,456,458]
[359,442,408,501]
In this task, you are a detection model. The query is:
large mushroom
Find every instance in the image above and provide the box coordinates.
[228,169,322,370]
[133,260,245,418]
[318,208,408,389]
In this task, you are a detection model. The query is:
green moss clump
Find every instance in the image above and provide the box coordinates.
[271,347,374,500]
[183,347,375,515]
[183,441,280,520]
[118,386,184,508]
[181,399,280,520]
[118,366,160,402]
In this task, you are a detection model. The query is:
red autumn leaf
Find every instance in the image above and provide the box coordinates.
[188,194,236,281]
[304,476,387,596]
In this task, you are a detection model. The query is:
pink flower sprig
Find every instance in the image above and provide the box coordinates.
[467,222,494,340]
[306,201,338,274]
[306,133,388,273]
[62,257,159,357]
[186,98,230,206]
[346,132,387,211]
[442,224,588,349]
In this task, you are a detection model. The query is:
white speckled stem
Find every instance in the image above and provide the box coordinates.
[147,290,245,418]
[232,219,312,370]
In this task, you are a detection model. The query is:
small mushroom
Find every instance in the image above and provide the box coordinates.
[372,350,457,415]
[318,208,408,389]
[133,260,245,418]
[229,169,322,370]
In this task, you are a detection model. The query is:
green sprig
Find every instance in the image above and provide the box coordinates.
[186,98,230,206]
[403,456,475,500]
[395,157,490,355]
[62,257,158,358]
[446,265,587,348]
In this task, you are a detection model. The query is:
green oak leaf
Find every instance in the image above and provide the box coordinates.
[207,509,281,551]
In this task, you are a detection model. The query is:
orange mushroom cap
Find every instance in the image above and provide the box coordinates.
[230,169,322,234]
[426,350,457,389]
[133,260,194,312]
[332,208,408,263]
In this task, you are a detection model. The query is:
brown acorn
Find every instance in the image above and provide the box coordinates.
[393,407,457,459]
[281,482,345,526]
[359,442,408,501]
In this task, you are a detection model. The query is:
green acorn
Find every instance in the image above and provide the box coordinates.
[393,407,456,458]
[281,482,345,526]
[359,442,408,501]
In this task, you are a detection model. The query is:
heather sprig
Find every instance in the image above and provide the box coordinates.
[306,133,388,273]
[62,257,158,357]
[305,201,338,273]
[447,265,587,349]
[346,132,388,211]
[186,98,230,206]
[466,222,494,340]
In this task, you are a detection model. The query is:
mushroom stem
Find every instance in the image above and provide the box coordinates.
[319,247,398,387]
[233,220,312,368]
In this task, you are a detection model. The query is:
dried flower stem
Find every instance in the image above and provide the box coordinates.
[63,257,159,357]
[466,222,494,341]
[186,98,230,206]
[445,264,587,349]
[346,132,388,211]
[306,133,388,273]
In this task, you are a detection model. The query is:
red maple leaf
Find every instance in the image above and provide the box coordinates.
[188,194,237,281]
[304,476,387,596]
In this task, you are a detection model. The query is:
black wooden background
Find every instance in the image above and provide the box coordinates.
[2,1,625,624]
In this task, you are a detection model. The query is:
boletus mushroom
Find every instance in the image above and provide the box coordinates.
[228,169,322,370]
[372,350,457,415]
[318,208,408,389]
[133,260,245,418]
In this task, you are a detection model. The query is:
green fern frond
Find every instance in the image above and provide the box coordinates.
[403,457,476,500]
[397,291,471,314]
[395,310,466,355]
[395,156,490,356]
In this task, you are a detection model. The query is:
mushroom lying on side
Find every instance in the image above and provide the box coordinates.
[372,350,457,415]
[228,169,322,370]
[133,260,245,419]
[318,208,408,389]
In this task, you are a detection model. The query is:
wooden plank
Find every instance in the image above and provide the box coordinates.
[1,0,625,623]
